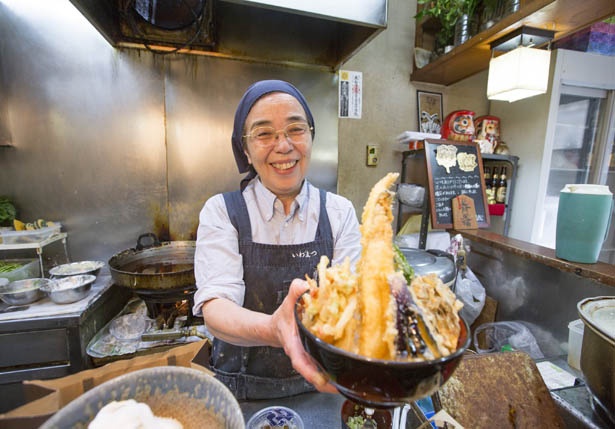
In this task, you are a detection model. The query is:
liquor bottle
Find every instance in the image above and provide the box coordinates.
[489,167,499,204]
[496,167,507,203]
[484,166,494,204]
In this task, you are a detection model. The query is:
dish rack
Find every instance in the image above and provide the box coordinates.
[0,231,69,278]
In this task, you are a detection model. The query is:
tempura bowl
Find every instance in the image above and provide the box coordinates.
[295,293,470,408]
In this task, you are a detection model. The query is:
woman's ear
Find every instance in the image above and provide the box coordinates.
[244,149,252,165]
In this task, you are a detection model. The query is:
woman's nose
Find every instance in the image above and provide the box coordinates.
[273,133,293,151]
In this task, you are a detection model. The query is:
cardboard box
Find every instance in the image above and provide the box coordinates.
[0,340,210,429]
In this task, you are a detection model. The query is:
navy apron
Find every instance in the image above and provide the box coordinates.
[211,188,334,400]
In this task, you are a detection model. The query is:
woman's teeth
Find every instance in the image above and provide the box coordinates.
[272,161,297,170]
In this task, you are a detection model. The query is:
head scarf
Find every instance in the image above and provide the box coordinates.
[231,80,315,188]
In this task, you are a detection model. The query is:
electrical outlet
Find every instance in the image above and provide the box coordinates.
[366,144,379,166]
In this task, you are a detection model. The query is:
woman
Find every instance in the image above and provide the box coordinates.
[192,80,362,400]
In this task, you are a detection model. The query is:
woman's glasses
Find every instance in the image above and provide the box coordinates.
[244,122,313,148]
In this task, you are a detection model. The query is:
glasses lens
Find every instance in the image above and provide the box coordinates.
[248,123,311,146]
[252,127,276,142]
[285,123,309,141]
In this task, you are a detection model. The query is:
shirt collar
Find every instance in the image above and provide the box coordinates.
[252,178,310,222]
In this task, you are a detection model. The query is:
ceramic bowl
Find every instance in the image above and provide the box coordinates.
[40,274,96,304]
[295,293,470,408]
[49,260,105,277]
[0,278,49,305]
[40,366,245,429]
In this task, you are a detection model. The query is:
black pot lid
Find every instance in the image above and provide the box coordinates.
[399,248,456,285]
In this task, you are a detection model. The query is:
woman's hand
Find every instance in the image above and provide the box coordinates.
[270,279,338,394]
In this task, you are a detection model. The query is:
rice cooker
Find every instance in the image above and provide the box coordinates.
[399,247,457,289]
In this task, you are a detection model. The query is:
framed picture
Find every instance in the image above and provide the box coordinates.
[417,91,443,134]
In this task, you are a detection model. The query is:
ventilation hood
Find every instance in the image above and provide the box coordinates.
[69,0,388,70]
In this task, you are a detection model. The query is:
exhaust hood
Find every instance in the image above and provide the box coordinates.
[68,0,388,70]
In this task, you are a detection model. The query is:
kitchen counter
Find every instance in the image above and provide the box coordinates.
[240,392,425,428]
[0,273,130,413]
[455,229,615,288]
[238,356,611,428]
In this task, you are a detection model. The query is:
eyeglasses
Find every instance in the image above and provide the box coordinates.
[243,122,313,148]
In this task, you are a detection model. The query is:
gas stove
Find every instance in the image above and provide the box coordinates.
[86,293,209,365]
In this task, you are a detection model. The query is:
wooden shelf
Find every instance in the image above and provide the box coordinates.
[411,0,615,86]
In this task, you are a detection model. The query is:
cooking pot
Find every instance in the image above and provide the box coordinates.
[398,247,456,289]
[108,233,196,291]
[578,296,615,426]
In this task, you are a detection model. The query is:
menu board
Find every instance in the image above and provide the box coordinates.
[423,139,490,229]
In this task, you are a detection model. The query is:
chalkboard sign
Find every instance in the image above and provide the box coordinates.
[423,139,490,229]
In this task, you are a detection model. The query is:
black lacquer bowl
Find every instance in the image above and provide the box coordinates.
[295,294,470,408]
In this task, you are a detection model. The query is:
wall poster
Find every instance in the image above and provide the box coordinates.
[339,70,362,119]
[417,90,443,134]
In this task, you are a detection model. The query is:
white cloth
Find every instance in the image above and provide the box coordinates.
[192,179,361,316]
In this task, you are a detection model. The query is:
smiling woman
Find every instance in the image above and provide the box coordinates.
[192,79,362,401]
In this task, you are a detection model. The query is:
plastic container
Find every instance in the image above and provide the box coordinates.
[0,259,40,282]
[488,203,505,216]
[567,319,585,370]
[556,184,612,263]
[0,223,62,244]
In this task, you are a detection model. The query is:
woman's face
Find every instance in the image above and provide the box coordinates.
[243,92,312,200]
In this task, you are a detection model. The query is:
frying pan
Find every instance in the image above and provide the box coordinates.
[108,233,195,291]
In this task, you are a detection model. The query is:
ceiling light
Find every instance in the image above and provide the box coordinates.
[487,26,555,103]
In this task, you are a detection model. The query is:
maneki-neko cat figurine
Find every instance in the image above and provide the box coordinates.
[441,110,475,142]
[474,115,501,154]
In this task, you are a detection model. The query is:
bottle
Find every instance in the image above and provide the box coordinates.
[489,167,499,204]
[496,167,507,203]
[484,166,494,203]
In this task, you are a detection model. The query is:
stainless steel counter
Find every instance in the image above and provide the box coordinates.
[238,356,613,428]
[0,274,130,413]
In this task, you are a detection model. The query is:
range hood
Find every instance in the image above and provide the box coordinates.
[69,0,388,70]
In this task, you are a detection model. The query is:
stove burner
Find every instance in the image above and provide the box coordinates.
[134,285,197,324]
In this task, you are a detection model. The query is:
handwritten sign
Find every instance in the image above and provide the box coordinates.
[423,139,490,229]
[453,195,478,229]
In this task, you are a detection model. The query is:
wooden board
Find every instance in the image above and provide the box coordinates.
[438,352,565,428]
[423,139,490,229]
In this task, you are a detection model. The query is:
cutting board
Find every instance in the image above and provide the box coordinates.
[438,351,565,428]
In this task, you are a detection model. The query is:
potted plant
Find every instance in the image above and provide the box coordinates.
[0,197,16,228]
[415,0,481,53]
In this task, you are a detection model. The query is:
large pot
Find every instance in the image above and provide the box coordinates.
[108,234,196,290]
[578,296,615,426]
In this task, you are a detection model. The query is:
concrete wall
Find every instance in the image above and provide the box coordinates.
[339,0,489,218]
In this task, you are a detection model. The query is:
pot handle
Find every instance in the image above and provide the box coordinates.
[136,233,161,250]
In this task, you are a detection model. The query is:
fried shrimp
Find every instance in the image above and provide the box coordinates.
[357,172,400,359]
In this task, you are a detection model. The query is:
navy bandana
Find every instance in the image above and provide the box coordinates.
[231,80,315,177]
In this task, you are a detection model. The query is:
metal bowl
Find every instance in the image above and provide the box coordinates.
[49,260,105,277]
[40,366,245,429]
[295,293,470,408]
[0,278,49,305]
[40,274,96,304]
